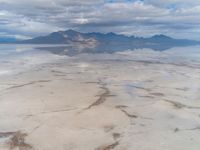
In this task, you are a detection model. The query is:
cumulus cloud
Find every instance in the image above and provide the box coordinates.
[0,0,200,39]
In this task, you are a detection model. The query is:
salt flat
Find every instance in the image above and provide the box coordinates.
[0,46,200,150]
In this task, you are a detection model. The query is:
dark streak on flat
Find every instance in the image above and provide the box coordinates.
[51,70,66,74]
[4,80,51,91]
[163,99,200,109]
[0,132,17,138]
[115,105,128,109]
[119,109,138,118]
[8,131,32,150]
[96,141,119,150]
[25,107,77,118]
[174,126,200,133]
[175,87,189,91]
[139,95,155,99]
[0,131,32,150]
[85,81,115,110]
[116,106,153,120]
[112,133,121,140]
[150,92,165,97]
[128,85,152,92]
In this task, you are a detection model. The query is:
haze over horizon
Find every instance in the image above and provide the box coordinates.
[0,0,200,40]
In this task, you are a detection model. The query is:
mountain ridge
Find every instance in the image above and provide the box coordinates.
[18,30,199,45]
[1,30,200,51]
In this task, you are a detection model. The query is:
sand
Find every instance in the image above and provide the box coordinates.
[0,48,200,150]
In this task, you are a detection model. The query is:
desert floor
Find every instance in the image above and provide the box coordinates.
[0,48,200,150]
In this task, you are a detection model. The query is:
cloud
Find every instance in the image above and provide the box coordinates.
[0,0,200,39]
[146,0,200,8]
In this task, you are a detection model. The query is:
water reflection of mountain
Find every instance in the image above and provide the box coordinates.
[35,42,192,56]
[19,30,200,56]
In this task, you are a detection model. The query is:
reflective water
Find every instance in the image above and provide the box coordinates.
[0,44,66,76]
[0,44,200,76]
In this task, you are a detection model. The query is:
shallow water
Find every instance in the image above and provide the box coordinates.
[1,44,200,65]
[0,44,200,150]
[0,44,200,81]
[0,44,67,76]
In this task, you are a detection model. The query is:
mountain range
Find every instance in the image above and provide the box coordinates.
[1,30,200,54]
[17,30,200,50]
[0,37,17,43]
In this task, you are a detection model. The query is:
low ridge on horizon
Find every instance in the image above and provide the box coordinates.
[18,29,199,44]
[1,29,200,44]
[0,29,191,43]
[27,29,176,40]
[2,29,194,53]
[1,29,200,52]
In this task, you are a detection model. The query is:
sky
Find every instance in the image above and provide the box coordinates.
[0,0,200,40]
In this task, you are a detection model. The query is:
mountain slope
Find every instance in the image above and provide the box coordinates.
[18,30,200,51]
[20,30,97,44]
[0,37,17,43]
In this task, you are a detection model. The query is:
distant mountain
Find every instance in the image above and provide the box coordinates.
[19,30,98,45]
[0,37,17,43]
[14,30,200,52]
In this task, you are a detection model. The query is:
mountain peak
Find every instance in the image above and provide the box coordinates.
[151,34,172,39]
[64,29,80,34]
[17,29,200,50]
[106,32,116,36]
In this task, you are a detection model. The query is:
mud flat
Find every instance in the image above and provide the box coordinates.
[0,47,200,150]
